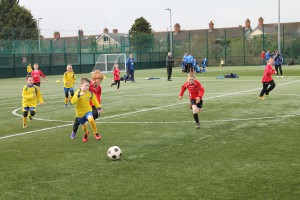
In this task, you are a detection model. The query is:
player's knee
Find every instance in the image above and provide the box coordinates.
[65,92,69,98]
[30,111,36,116]
[70,90,74,97]
[23,111,28,117]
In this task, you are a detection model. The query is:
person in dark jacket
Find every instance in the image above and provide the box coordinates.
[273,50,283,77]
[166,52,174,81]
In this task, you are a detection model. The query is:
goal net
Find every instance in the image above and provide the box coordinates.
[92,53,127,73]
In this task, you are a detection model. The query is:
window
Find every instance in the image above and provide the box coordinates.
[103,36,109,42]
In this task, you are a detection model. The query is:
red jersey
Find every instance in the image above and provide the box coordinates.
[31,70,46,83]
[261,63,276,83]
[179,79,205,100]
[89,83,102,106]
[113,68,120,81]
[261,52,266,59]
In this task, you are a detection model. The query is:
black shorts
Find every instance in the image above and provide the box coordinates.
[33,82,40,87]
[190,99,203,108]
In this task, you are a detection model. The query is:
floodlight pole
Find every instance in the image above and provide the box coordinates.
[277,0,281,54]
[37,17,42,53]
[165,8,172,54]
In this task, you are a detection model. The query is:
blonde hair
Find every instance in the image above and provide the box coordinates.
[91,70,104,81]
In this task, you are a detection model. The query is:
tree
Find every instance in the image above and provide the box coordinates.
[129,17,154,52]
[0,0,38,40]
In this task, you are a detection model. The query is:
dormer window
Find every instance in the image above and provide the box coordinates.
[103,36,109,42]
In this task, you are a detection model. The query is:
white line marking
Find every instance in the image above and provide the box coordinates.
[3,80,300,140]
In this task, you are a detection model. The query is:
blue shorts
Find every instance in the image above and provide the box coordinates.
[77,112,93,125]
[23,106,36,112]
[64,87,74,93]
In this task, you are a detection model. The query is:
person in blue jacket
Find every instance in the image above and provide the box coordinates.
[273,50,283,77]
[125,53,135,82]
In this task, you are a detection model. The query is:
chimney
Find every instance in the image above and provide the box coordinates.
[103,28,109,33]
[113,29,118,34]
[53,31,60,39]
[258,17,264,27]
[78,29,84,37]
[245,19,251,29]
[209,21,214,31]
[174,23,181,33]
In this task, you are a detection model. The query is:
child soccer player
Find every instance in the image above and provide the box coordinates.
[22,75,44,128]
[63,64,76,108]
[71,71,104,141]
[111,64,120,90]
[31,63,47,87]
[179,72,205,129]
[259,57,276,100]
[26,63,32,75]
[220,59,225,68]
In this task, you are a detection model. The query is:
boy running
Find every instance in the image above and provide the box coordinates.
[63,64,76,108]
[259,57,276,100]
[22,75,44,128]
[71,73,103,141]
[179,72,205,128]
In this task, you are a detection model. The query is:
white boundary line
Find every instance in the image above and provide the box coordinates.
[2,80,300,140]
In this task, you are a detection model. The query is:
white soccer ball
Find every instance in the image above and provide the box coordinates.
[107,146,122,160]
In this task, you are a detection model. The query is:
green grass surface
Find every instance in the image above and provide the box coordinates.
[1,65,300,199]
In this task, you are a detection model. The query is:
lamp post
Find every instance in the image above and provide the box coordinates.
[165,8,172,54]
[277,0,281,54]
[37,17,42,53]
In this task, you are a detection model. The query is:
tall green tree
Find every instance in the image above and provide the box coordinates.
[129,17,154,52]
[0,0,38,40]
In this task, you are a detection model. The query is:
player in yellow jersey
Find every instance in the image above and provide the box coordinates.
[22,75,44,128]
[26,63,32,75]
[63,64,76,108]
[70,78,102,142]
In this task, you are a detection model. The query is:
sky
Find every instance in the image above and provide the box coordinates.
[19,0,300,38]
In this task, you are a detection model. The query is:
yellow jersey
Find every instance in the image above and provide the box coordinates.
[27,65,32,73]
[63,71,76,88]
[71,89,101,118]
[22,84,43,108]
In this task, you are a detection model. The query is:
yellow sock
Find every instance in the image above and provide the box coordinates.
[23,117,27,126]
[88,116,97,134]
[64,97,68,105]
[82,124,89,135]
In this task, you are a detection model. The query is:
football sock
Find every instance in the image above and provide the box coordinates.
[64,97,68,105]
[82,124,89,135]
[88,117,97,134]
[23,117,27,126]
[193,113,199,123]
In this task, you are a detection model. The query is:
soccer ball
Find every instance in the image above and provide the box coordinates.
[107,146,122,160]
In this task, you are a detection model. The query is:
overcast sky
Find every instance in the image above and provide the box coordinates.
[19,0,299,38]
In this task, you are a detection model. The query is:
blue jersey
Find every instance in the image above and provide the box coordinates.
[187,55,194,63]
[126,58,135,70]
[202,58,207,67]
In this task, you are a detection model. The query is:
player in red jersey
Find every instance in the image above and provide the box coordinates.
[179,72,205,129]
[71,70,104,139]
[259,57,276,100]
[111,64,121,90]
[31,63,47,87]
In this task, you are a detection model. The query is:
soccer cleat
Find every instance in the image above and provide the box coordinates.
[23,124,27,128]
[281,75,284,78]
[64,104,68,108]
[70,132,76,139]
[196,123,200,129]
[94,133,102,140]
[82,134,88,142]
[259,96,265,100]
